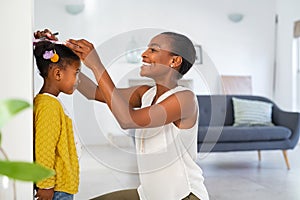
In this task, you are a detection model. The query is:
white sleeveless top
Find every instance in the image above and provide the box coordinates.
[135,86,209,200]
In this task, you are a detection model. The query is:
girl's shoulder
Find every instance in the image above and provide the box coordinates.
[34,93,62,109]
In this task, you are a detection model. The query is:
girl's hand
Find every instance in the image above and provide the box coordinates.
[35,188,54,200]
[65,39,102,70]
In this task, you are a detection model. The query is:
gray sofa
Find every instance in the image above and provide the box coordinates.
[196,95,300,169]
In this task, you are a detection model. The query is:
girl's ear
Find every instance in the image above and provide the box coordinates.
[53,67,62,81]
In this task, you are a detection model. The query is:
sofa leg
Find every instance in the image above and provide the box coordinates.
[257,150,261,161]
[282,150,290,170]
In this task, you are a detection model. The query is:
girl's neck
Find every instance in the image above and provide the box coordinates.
[39,84,60,97]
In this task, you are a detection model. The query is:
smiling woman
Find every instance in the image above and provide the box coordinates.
[60,31,210,200]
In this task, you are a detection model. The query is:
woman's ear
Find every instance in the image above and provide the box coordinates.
[171,56,182,68]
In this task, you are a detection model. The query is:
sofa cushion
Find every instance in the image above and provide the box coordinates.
[232,97,274,126]
[198,126,292,143]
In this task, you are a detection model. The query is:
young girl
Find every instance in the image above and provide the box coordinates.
[33,39,81,200]
[66,32,210,200]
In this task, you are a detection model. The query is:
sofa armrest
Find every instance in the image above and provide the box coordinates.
[273,107,300,148]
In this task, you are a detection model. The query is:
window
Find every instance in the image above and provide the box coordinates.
[293,20,300,111]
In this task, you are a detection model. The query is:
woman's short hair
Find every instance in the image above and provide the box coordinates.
[160,32,196,78]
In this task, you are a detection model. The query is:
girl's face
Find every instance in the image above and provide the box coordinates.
[60,60,81,94]
[140,34,176,79]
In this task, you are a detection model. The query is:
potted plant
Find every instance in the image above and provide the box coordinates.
[0,99,54,199]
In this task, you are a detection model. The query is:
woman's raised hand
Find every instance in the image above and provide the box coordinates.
[34,28,58,41]
[33,29,101,70]
[66,39,102,70]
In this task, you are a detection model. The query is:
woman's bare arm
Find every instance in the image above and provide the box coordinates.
[77,72,150,108]
[66,39,197,129]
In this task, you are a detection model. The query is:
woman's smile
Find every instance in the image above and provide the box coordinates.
[141,62,151,67]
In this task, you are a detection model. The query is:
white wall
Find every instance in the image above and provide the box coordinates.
[34,0,277,145]
[34,0,276,96]
[275,0,300,111]
[0,0,33,199]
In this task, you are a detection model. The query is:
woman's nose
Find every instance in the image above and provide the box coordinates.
[141,49,148,58]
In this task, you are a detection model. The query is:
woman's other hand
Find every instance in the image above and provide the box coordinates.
[65,39,102,70]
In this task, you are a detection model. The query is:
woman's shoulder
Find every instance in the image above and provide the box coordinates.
[170,87,198,107]
[173,85,194,93]
[165,86,196,100]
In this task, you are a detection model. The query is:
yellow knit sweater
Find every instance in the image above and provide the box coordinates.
[34,94,79,194]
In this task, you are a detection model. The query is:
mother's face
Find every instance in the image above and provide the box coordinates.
[141,34,174,64]
[140,34,177,78]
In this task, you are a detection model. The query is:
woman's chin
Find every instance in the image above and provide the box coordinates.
[139,72,150,78]
[139,69,146,77]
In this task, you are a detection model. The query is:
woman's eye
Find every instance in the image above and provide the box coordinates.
[150,48,157,52]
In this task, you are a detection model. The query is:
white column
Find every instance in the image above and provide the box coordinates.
[0,0,34,199]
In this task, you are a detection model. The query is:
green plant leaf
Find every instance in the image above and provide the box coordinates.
[0,160,55,182]
[0,99,31,130]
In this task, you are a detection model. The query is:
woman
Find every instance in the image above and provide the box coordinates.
[65,31,209,200]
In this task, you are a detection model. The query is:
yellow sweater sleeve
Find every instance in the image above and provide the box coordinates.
[35,98,61,188]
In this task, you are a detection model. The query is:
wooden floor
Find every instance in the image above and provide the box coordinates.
[76,143,300,200]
